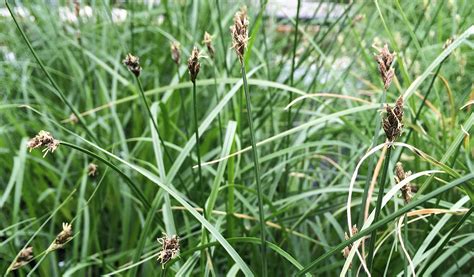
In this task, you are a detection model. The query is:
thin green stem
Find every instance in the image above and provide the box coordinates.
[367,145,392,271]
[283,0,301,196]
[192,81,203,199]
[241,64,267,276]
[5,0,97,143]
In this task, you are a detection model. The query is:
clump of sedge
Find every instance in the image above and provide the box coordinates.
[374,44,396,90]
[203,32,215,59]
[170,42,181,65]
[395,162,417,203]
[230,6,249,63]
[187,47,201,83]
[11,247,33,271]
[27,130,60,157]
[383,95,404,143]
[49,222,73,251]
[157,234,180,267]
[342,225,359,268]
[87,163,98,176]
[123,53,141,77]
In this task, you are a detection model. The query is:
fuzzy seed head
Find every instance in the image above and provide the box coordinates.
[203,32,215,59]
[230,6,249,63]
[88,163,98,176]
[11,247,33,270]
[27,130,60,157]
[342,225,359,268]
[187,47,201,83]
[49,222,73,251]
[123,53,142,77]
[374,44,396,90]
[395,162,416,203]
[170,42,181,65]
[383,95,404,143]
[157,234,180,267]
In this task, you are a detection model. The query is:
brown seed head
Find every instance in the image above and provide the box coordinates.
[27,130,60,157]
[88,163,98,176]
[230,6,249,63]
[157,234,180,267]
[170,42,181,65]
[123,53,142,77]
[187,47,201,83]
[203,32,215,59]
[11,247,34,270]
[53,222,73,249]
[374,44,396,90]
[383,95,404,143]
[395,162,416,203]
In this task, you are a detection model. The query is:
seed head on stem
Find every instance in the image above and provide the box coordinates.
[49,222,73,251]
[374,44,396,90]
[170,42,181,65]
[123,53,141,77]
[187,47,201,83]
[203,31,215,59]
[27,130,60,157]
[11,247,33,271]
[383,95,404,144]
[157,234,180,268]
[230,6,249,63]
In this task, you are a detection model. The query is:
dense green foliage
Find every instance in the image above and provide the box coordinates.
[1,0,473,276]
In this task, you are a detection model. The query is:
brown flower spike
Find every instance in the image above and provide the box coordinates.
[383,95,404,143]
[374,44,396,90]
[170,42,181,65]
[230,6,249,63]
[187,47,200,83]
[157,234,180,267]
[27,130,60,157]
[49,222,73,251]
[11,247,33,270]
[123,53,141,77]
[395,162,417,203]
[203,32,215,59]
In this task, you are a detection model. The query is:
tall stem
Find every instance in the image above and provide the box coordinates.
[241,64,267,276]
[367,145,392,271]
[192,82,203,198]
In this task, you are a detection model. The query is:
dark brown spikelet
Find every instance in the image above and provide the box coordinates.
[383,95,404,143]
[203,32,215,59]
[49,222,73,251]
[230,6,249,63]
[27,130,60,157]
[157,234,180,267]
[187,47,201,83]
[123,53,141,77]
[394,162,417,203]
[170,42,181,65]
[11,247,33,270]
[342,225,359,268]
[374,44,396,90]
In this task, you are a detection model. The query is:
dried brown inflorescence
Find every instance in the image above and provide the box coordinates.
[27,130,60,157]
[123,53,142,77]
[374,44,396,90]
[342,225,359,268]
[395,162,417,203]
[187,47,201,83]
[49,222,73,251]
[170,42,181,65]
[88,163,98,176]
[230,6,249,63]
[383,95,404,143]
[11,247,34,270]
[157,234,180,267]
[203,32,215,59]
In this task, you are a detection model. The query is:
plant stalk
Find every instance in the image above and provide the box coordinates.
[241,64,268,276]
[366,145,392,271]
